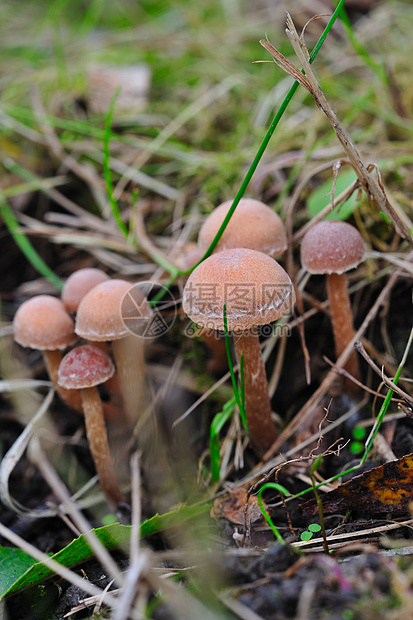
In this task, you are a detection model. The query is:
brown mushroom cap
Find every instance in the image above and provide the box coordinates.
[198,198,287,257]
[75,279,136,341]
[182,248,295,331]
[301,220,365,275]
[13,295,76,350]
[62,268,110,312]
[58,344,115,390]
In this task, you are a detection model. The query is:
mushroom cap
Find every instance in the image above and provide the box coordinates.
[301,220,366,275]
[182,248,295,331]
[58,344,115,389]
[75,279,151,341]
[198,198,287,257]
[75,279,132,341]
[13,295,76,350]
[62,268,110,312]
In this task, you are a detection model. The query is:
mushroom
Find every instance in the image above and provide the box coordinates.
[182,248,295,454]
[58,344,124,507]
[62,268,123,417]
[13,295,82,411]
[62,268,110,313]
[75,279,152,425]
[198,198,287,257]
[300,220,366,383]
[197,199,288,374]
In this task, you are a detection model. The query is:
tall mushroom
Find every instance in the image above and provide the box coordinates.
[198,198,287,257]
[300,220,366,384]
[75,279,152,425]
[182,248,295,454]
[13,295,82,411]
[58,344,124,507]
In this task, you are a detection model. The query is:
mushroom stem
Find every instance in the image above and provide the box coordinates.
[81,386,124,507]
[233,328,278,454]
[326,273,360,383]
[112,335,146,426]
[43,350,83,413]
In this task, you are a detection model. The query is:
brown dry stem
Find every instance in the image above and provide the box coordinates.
[260,15,413,246]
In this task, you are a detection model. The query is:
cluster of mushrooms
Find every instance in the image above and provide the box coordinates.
[182,199,365,454]
[13,271,152,507]
[12,198,366,507]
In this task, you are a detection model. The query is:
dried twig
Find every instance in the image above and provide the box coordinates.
[323,355,405,402]
[354,339,413,408]
[261,15,413,245]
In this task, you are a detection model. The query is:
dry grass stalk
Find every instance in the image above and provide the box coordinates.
[261,14,413,246]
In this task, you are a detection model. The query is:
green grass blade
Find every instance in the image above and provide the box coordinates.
[180,0,347,274]
[0,200,63,291]
[210,397,236,481]
[103,87,130,240]
[1,502,210,598]
[239,353,246,413]
[223,304,247,430]
[257,482,290,545]
[360,327,413,465]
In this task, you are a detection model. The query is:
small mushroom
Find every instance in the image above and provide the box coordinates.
[13,295,82,411]
[75,279,152,425]
[300,220,366,383]
[198,198,287,257]
[62,268,110,313]
[183,248,295,454]
[58,344,124,507]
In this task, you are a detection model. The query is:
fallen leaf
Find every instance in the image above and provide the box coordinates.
[301,453,413,516]
[211,488,266,527]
